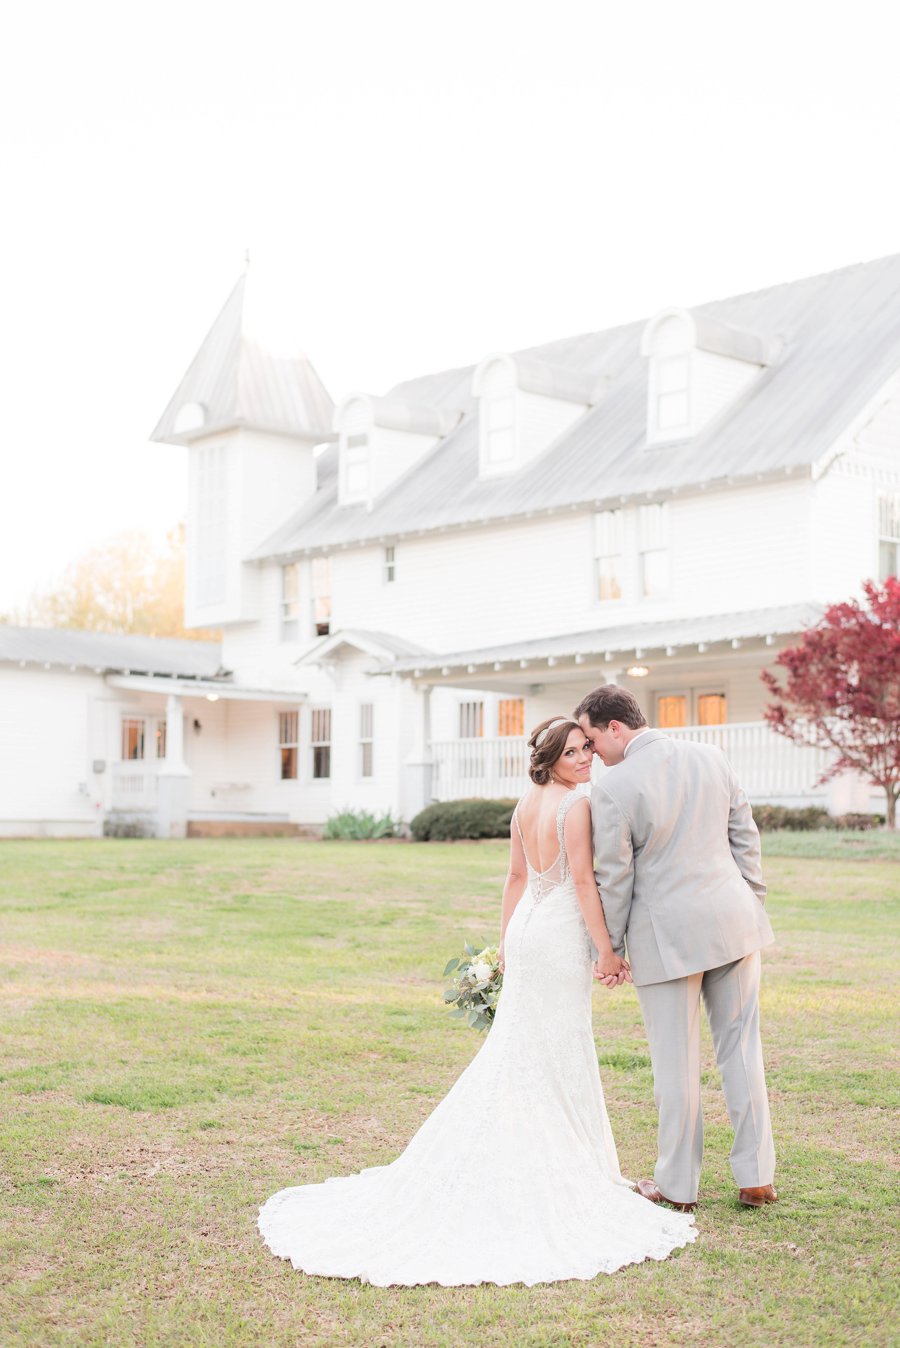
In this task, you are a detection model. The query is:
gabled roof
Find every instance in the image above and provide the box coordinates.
[152,272,335,444]
[252,253,900,561]
[0,625,224,678]
[294,628,430,667]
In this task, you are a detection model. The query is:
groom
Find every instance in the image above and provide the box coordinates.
[575,685,777,1212]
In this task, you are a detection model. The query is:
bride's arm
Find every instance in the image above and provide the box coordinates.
[565,798,631,982]
[498,818,527,971]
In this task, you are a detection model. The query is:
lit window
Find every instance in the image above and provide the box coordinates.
[638,503,670,600]
[698,693,727,725]
[878,493,900,581]
[656,356,689,432]
[279,712,299,780]
[593,510,623,602]
[311,707,332,779]
[657,696,686,729]
[281,563,301,640]
[384,545,396,584]
[485,395,515,464]
[121,718,146,760]
[498,698,524,737]
[312,556,331,636]
[359,703,374,777]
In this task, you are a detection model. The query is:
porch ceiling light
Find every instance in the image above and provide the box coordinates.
[626,664,650,678]
[206,692,220,702]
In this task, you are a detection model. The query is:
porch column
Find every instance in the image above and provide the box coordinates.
[402,684,434,824]
[156,692,192,840]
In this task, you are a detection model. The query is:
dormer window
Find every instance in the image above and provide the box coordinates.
[656,356,689,432]
[473,352,594,480]
[642,309,773,446]
[344,434,370,500]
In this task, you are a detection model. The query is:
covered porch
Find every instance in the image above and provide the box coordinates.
[390,604,872,813]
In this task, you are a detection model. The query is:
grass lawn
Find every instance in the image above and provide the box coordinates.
[1,835,898,1347]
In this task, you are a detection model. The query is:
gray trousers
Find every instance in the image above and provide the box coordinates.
[636,951,775,1203]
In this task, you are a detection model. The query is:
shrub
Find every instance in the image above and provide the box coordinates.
[323,808,398,840]
[752,804,883,831]
[410,798,517,842]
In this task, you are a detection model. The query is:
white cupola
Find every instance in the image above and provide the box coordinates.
[472,353,599,479]
[334,393,460,508]
[151,266,334,628]
[641,308,776,446]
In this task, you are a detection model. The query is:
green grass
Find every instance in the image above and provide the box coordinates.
[1,837,898,1347]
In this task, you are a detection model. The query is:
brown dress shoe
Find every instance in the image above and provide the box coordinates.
[738,1184,777,1207]
[636,1178,697,1213]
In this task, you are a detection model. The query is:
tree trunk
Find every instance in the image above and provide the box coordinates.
[886,785,898,831]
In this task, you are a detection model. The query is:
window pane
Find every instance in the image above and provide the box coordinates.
[360,703,374,739]
[313,746,331,779]
[459,701,484,738]
[280,746,298,780]
[346,461,369,494]
[657,696,686,729]
[593,509,623,556]
[698,693,727,725]
[879,539,898,582]
[121,718,145,760]
[658,356,688,393]
[878,492,900,539]
[360,741,373,777]
[597,556,623,601]
[279,711,299,745]
[641,548,669,598]
[487,427,514,463]
[498,698,524,737]
[487,396,513,430]
[657,390,688,429]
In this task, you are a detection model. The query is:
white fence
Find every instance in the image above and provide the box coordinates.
[430,722,833,804]
[110,765,158,810]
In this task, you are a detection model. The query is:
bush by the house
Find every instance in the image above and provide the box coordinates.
[752,804,883,831]
[410,798,518,842]
[323,808,398,840]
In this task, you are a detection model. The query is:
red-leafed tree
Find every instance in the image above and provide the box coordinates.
[761,578,900,828]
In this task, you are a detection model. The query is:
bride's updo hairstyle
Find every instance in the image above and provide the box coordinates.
[527,717,581,785]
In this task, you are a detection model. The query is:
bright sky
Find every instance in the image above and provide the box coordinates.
[1,0,899,613]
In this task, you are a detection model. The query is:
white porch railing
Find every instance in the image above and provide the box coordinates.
[430,722,834,804]
[110,764,158,810]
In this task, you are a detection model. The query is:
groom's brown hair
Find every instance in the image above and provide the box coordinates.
[574,685,647,730]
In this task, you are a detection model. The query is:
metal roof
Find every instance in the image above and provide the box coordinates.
[151,272,335,444]
[294,627,430,667]
[385,604,823,675]
[0,625,224,678]
[252,254,900,561]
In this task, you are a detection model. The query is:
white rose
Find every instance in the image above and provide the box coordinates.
[473,961,492,982]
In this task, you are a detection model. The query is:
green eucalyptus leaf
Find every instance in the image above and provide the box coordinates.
[443,958,460,976]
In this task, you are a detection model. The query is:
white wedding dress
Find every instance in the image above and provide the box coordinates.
[258,790,697,1285]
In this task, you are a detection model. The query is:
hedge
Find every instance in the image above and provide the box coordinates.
[751,804,883,831]
[410,798,518,842]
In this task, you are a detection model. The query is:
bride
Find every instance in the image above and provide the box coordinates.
[258,717,697,1285]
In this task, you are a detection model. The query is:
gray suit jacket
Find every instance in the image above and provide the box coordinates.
[591,730,774,986]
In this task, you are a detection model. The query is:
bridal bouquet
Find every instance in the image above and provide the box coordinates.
[442,942,503,1031]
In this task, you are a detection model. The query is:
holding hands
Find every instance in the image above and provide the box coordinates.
[593,949,632,988]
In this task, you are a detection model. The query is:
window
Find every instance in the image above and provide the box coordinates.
[279,712,299,780]
[657,695,686,729]
[121,718,146,760]
[879,492,900,581]
[312,556,331,636]
[281,563,301,640]
[485,395,515,465]
[359,703,374,777]
[196,444,227,605]
[593,510,624,602]
[344,433,369,499]
[638,503,670,600]
[498,698,525,737]
[697,693,727,725]
[383,545,396,584]
[311,707,332,779]
[656,356,689,432]
[459,701,484,738]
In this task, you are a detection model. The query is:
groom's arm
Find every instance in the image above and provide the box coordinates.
[591,787,635,958]
[727,769,767,902]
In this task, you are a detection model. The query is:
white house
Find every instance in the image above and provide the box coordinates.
[2,256,899,837]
